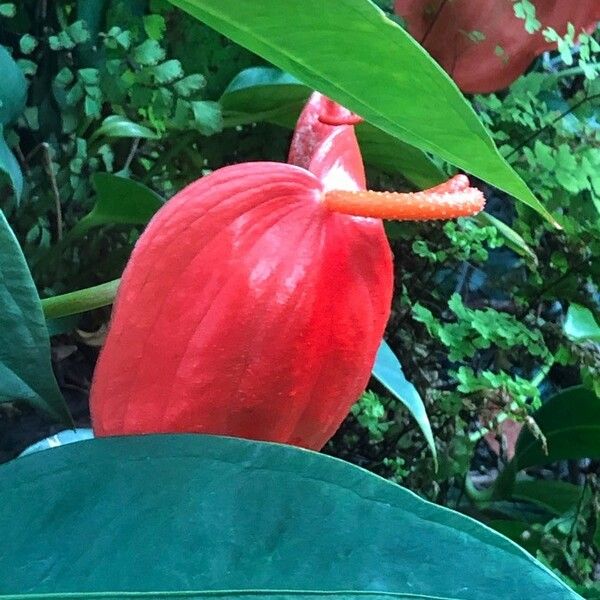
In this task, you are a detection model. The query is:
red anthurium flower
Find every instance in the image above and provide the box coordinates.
[90,92,484,450]
[394,1,600,93]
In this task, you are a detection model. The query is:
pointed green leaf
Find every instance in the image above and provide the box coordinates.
[170,0,556,225]
[472,212,538,267]
[0,435,579,598]
[0,211,72,425]
[372,340,436,465]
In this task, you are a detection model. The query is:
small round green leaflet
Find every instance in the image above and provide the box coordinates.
[0,435,579,599]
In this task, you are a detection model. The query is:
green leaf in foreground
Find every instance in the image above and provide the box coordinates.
[170,0,556,225]
[0,45,27,125]
[0,211,72,425]
[221,67,445,189]
[0,435,579,598]
[372,340,436,465]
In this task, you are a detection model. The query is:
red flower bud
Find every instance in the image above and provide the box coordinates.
[90,93,484,449]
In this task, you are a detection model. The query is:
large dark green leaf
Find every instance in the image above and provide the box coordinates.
[0,435,579,598]
[221,67,445,189]
[169,0,555,224]
[512,480,586,516]
[0,45,27,201]
[372,340,436,464]
[0,211,72,424]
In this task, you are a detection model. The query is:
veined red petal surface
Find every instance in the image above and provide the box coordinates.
[91,91,484,450]
[90,162,393,450]
[394,1,600,93]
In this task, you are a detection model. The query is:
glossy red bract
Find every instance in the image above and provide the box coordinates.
[90,95,393,450]
[91,92,484,449]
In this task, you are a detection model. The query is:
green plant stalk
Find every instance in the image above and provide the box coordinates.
[41,279,120,319]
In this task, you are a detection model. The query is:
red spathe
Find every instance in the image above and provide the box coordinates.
[90,101,393,450]
[394,0,600,93]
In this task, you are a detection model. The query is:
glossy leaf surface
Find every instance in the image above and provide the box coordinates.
[19,428,94,456]
[372,340,436,462]
[0,211,72,424]
[170,0,554,223]
[0,434,579,598]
